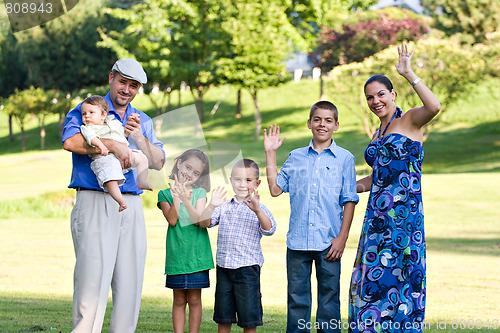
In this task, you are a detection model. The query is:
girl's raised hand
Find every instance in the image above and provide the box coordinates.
[209,186,227,207]
[263,123,286,153]
[243,189,261,212]
[395,42,414,76]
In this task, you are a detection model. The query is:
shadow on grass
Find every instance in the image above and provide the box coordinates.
[2,99,499,176]
[1,293,498,333]
[427,236,500,257]
[0,294,287,333]
[424,120,500,174]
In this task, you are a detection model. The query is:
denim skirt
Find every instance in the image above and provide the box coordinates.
[165,270,210,289]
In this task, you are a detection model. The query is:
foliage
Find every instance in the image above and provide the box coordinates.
[0,30,28,98]
[13,0,116,93]
[283,0,377,48]
[100,0,233,121]
[421,0,500,44]
[2,87,72,150]
[311,9,429,72]
[99,0,174,116]
[3,87,44,151]
[217,0,295,139]
[325,38,495,139]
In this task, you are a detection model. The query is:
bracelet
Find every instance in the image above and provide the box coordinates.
[410,77,421,87]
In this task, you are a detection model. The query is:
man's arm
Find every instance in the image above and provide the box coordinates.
[125,114,164,170]
[63,133,132,169]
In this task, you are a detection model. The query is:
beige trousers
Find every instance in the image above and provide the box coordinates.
[70,190,146,333]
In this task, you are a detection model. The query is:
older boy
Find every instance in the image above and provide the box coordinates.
[199,159,277,333]
[264,101,359,333]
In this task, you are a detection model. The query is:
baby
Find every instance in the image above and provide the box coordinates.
[80,95,152,211]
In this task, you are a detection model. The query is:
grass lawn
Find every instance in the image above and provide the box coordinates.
[1,78,499,332]
[1,153,499,332]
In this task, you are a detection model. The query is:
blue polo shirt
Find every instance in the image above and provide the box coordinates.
[62,92,165,194]
[276,139,359,251]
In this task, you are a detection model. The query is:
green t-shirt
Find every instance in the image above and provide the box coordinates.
[157,187,214,275]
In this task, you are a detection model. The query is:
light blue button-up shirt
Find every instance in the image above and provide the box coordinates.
[276,139,359,251]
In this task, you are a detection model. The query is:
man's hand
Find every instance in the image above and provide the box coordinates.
[101,139,132,169]
[124,113,142,139]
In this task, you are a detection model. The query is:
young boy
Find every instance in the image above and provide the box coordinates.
[80,95,152,211]
[264,101,359,333]
[199,159,277,333]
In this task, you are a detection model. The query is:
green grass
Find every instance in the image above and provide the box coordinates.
[1,173,499,332]
[1,77,500,332]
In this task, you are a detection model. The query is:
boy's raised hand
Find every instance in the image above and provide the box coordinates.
[243,189,261,212]
[263,123,286,152]
[209,186,227,207]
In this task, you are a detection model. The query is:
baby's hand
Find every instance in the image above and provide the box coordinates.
[209,186,227,207]
[99,144,109,156]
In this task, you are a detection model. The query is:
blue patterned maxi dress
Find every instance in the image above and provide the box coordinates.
[348,130,426,333]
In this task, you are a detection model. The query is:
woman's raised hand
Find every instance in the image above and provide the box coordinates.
[395,42,414,77]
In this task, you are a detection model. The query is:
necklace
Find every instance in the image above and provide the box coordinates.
[376,107,402,144]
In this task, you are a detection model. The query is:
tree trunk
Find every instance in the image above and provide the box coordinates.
[167,90,172,111]
[251,89,261,140]
[319,75,326,100]
[59,113,65,140]
[20,123,26,152]
[191,87,205,122]
[178,88,181,109]
[9,114,14,142]
[40,119,45,150]
[235,89,242,118]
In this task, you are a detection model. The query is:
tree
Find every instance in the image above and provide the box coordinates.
[99,0,176,117]
[284,0,377,47]
[165,0,232,121]
[326,38,495,140]
[3,87,42,151]
[100,0,232,121]
[15,0,116,93]
[217,0,298,139]
[421,0,500,43]
[311,9,429,73]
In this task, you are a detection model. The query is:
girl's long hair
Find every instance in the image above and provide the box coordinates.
[169,148,211,192]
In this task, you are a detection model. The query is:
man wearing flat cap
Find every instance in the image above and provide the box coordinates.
[62,59,165,333]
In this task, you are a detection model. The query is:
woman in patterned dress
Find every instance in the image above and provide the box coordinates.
[348,42,441,333]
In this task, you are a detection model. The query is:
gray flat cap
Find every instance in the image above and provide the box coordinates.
[111,58,147,85]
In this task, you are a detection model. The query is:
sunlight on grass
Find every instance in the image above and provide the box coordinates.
[1,171,499,332]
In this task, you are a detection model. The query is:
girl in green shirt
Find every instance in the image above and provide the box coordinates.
[158,149,215,333]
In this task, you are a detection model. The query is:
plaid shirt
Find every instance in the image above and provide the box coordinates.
[210,196,276,269]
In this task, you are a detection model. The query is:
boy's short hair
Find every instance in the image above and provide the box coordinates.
[82,95,109,115]
[231,159,260,178]
[309,101,338,122]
